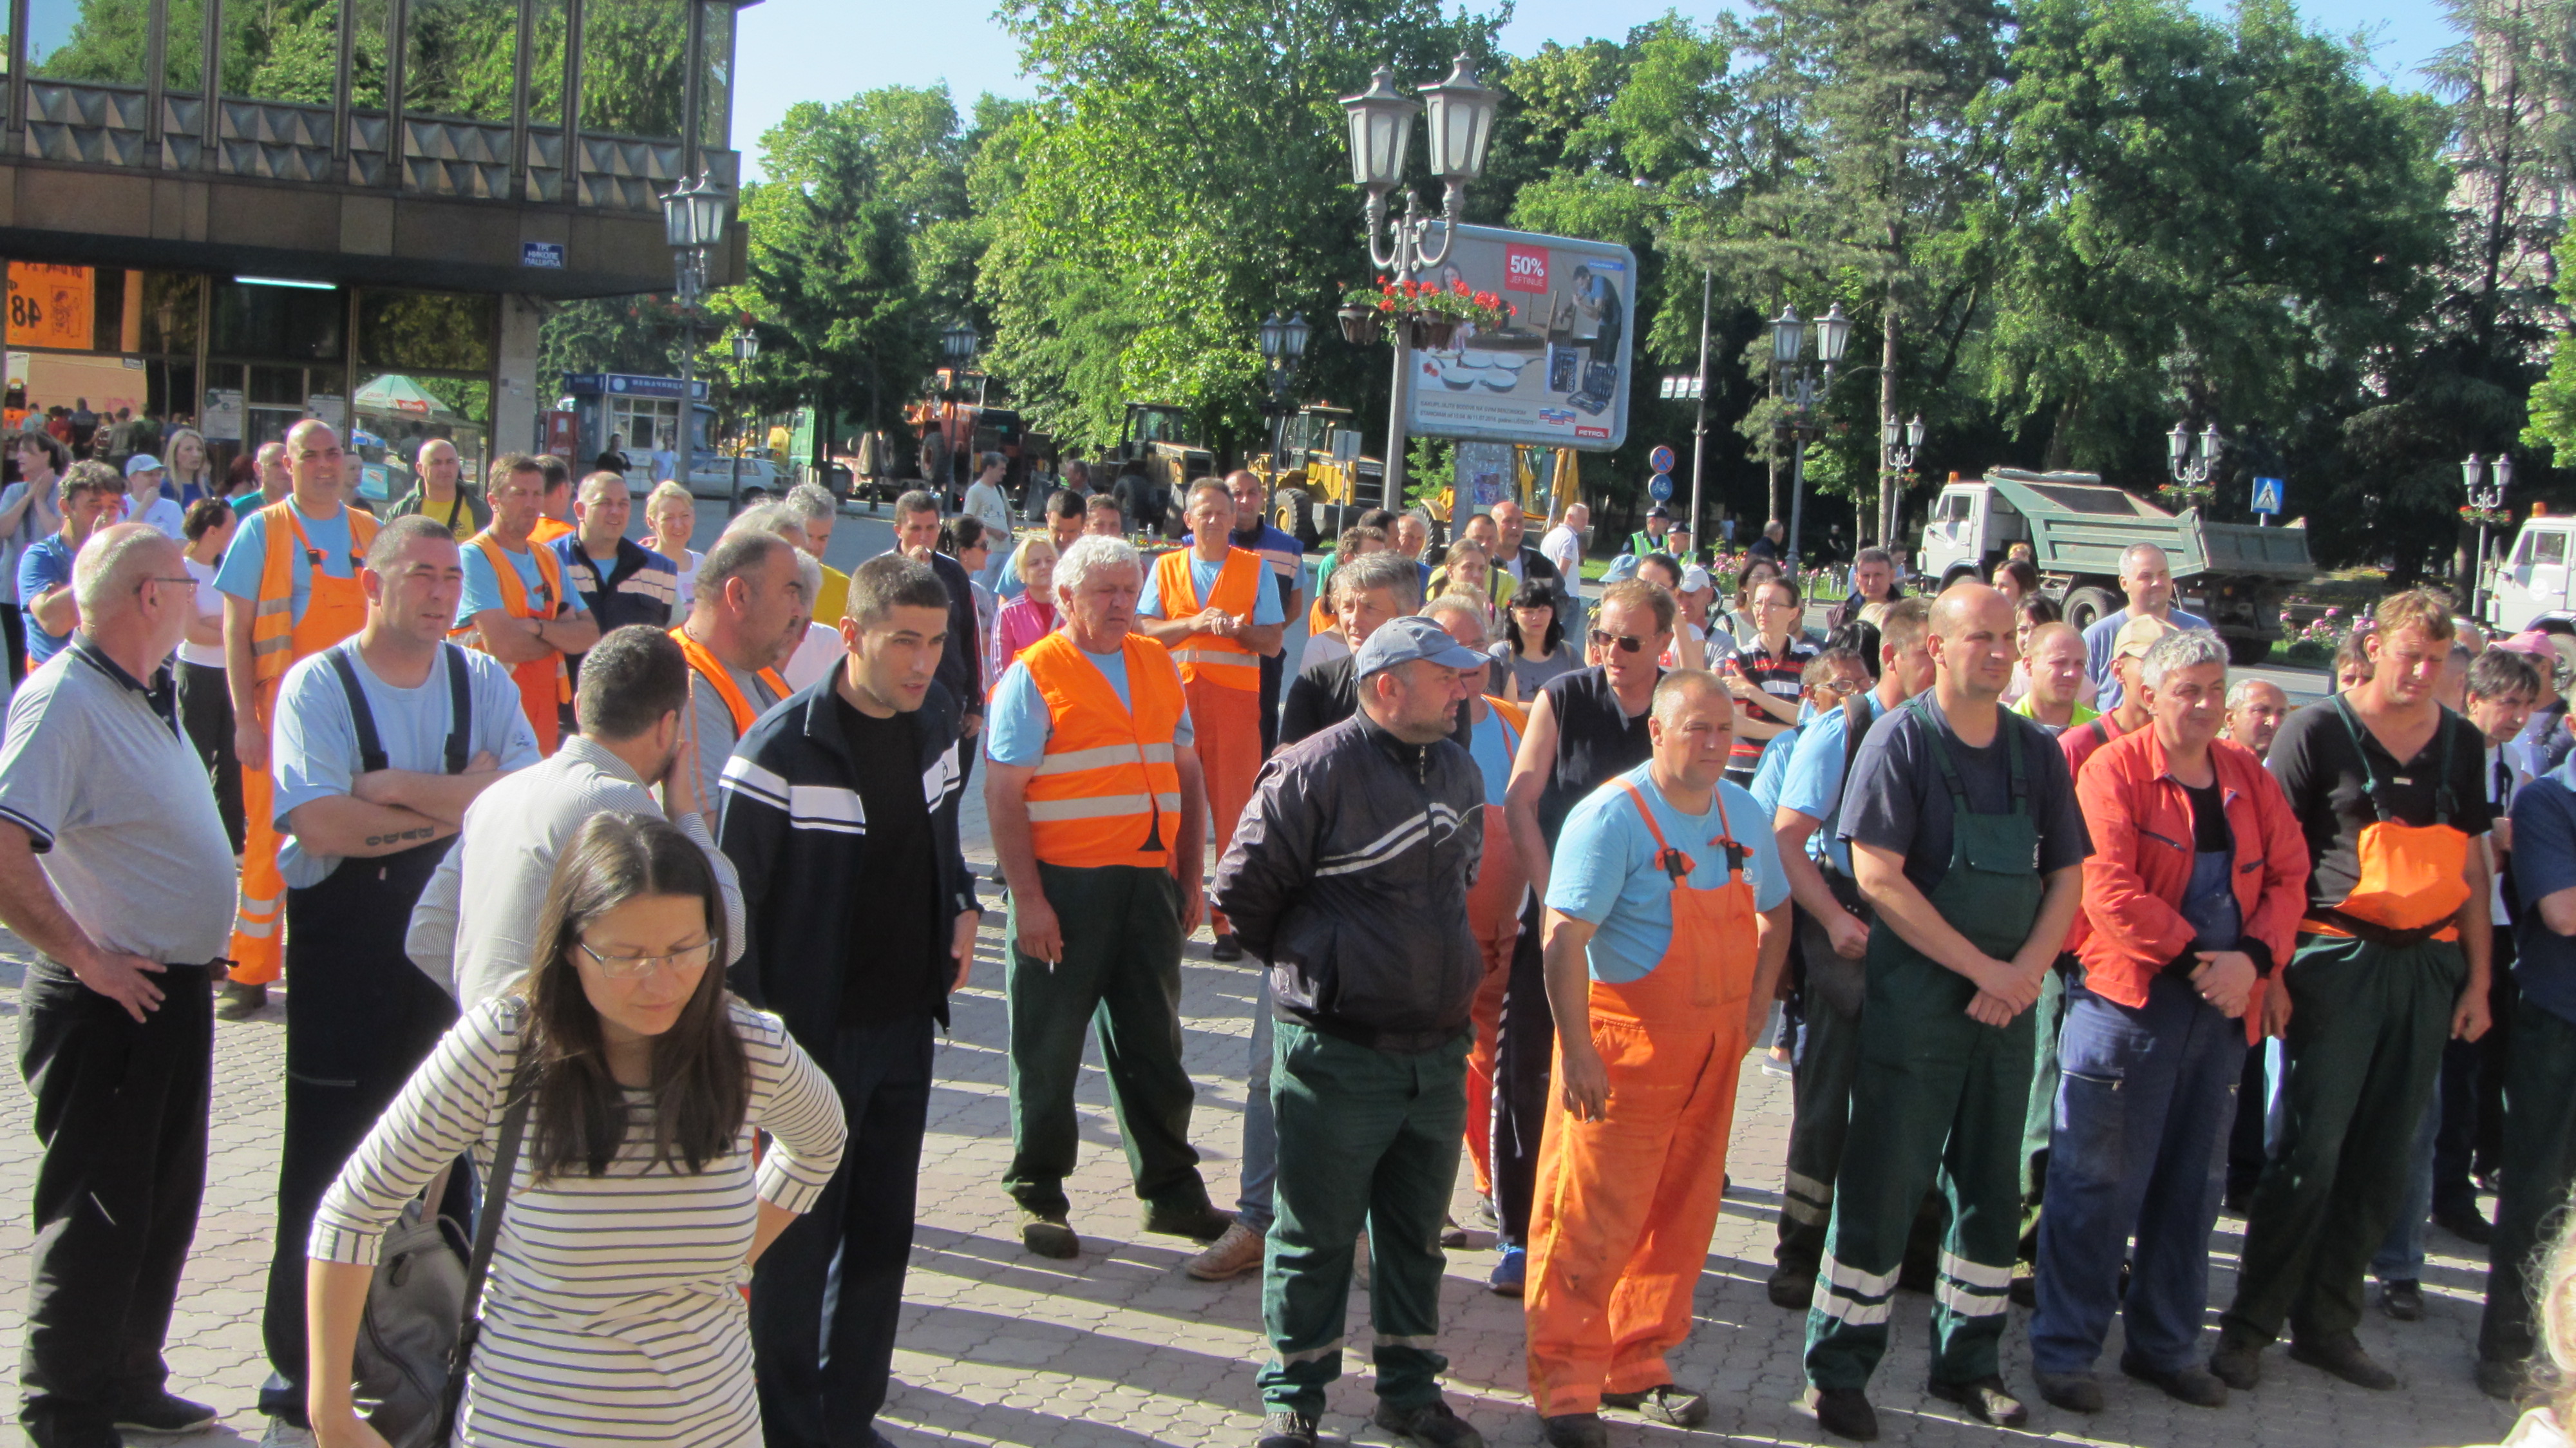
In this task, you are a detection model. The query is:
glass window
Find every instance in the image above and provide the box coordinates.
[402,0,518,123]
[526,0,567,124]
[695,1,732,153]
[2535,530,2568,568]
[218,0,386,107]
[356,372,489,504]
[166,0,205,91]
[26,0,151,85]
[577,0,687,139]
[213,281,344,361]
[357,291,496,372]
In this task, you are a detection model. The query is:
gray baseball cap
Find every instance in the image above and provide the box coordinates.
[1353,614,1489,678]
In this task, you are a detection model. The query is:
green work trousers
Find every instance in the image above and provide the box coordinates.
[1803,946,2036,1390]
[2018,960,2078,1255]
[1258,1020,1470,1418]
[1003,861,1211,1218]
[2481,998,2576,1367]
[2224,932,2464,1344]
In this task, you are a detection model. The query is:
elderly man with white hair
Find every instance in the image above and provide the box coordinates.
[984,533,1229,1261]
[0,523,238,1446]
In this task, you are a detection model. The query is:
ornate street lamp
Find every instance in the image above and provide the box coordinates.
[1771,302,1852,567]
[941,323,979,365]
[2465,452,2514,618]
[1257,312,1316,471]
[661,173,732,491]
[1341,54,1500,509]
[725,326,761,514]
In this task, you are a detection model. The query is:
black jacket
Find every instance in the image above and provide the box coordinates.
[719,675,976,1046]
[1281,654,1477,750]
[1211,713,1484,1053]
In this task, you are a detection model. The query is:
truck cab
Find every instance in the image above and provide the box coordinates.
[2490,515,2576,636]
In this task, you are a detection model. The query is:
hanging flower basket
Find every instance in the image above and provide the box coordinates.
[1338,305,1381,347]
[1341,276,1513,352]
[2460,504,2512,526]
[1405,316,1459,350]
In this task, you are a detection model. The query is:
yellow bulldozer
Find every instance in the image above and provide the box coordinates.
[1251,405,1388,548]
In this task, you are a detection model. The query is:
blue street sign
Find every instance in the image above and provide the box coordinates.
[1648,472,1674,502]
[2250,476,2284,515]
[1649,444,1677,474]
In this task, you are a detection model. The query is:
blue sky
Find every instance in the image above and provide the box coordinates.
[732,0,2456,180]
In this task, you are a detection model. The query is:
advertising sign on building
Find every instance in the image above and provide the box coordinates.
[6,263,93,352]
[202,388,245,441]
[1401,224,1636,452]
[542,410,580,460]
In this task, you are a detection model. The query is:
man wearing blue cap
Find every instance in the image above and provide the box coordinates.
[1215,614,1493,1448]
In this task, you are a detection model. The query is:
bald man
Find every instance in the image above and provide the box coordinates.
[1801,584,2090,1439]
[2081,545,2211,711]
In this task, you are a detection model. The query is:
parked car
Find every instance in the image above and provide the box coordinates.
[686,455,791,502]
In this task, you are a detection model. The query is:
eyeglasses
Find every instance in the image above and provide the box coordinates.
[1588,629,1646,654]
[1814,678,1862,696]
[576,937,715,980]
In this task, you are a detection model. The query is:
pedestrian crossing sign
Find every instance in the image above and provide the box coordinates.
[2249,476,2284,515]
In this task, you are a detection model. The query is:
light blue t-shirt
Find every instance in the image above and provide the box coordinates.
[270,643,541,888]
[2083,605,2213,710]
[1466,703,1522,809]
[1776,690,1889,875]
[213,502,359,622]
[1546,763,1788,984]
[458,538,585,624]
[985,643,1196,767]
[1748,723,1803,817]
[1139,551,1287,627]
[16,533,74,665]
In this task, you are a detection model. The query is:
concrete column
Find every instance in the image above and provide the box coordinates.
[496,292,545,455]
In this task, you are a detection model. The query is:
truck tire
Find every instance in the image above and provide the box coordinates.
[2064,586,2121,634]
[1276,488,1318,550]
[2226,634,2273,666]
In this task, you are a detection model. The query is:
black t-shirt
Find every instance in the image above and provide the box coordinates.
[1537,666,1659,846]
[836,696,943,1026]
[2184,777,2230,852]
[1281,655,1473,752]
[1841,699,2090,897]
[2267,698,2493,913]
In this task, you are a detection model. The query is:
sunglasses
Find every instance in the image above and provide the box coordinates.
[1588,629,1646,654]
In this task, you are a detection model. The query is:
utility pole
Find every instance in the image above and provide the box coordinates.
[1687,268,1711,551]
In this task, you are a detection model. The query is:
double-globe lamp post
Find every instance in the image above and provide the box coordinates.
[2465,451,2514,619]
[938,323,978,498]
[1340,56,1500,513]
[661,172,731,488]
[726,325,759,513]
[1772,301,1852,569]
[2167,421,2224,490]
[1258,311,1314,473]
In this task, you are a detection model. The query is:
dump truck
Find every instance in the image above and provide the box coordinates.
[1915,470,2313,665]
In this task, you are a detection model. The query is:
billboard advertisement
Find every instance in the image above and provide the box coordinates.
[1401,224,1635,452]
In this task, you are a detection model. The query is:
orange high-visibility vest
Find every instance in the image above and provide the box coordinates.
[1151,545,1263,691]
[670,625,788,734]
[248,500,378,690]
[1020,630,1187,870]
[459,531,571,750]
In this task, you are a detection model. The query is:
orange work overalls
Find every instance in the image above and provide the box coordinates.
[1524,777,1759,1418]
[460,533,569,755]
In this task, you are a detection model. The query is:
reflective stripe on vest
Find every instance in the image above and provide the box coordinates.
[1153,546,1262,690]
[1020,630,1188,869]
[670,626,788,736]
[456,532,572,707]
[250,500,378,687]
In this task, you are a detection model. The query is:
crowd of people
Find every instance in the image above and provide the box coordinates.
[3,435,2574,1448]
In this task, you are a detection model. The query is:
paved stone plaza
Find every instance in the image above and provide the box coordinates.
[0,785,2524,1446]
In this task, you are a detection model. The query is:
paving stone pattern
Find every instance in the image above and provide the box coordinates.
[0,781,2518,1447]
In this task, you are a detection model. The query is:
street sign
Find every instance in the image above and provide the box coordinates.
[1649,444,1676,473]
[520,241,566,269]
[2250,476,2285,515]
[1649,472,1673,502]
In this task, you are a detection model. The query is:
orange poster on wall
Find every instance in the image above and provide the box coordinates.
[6,263,94,352]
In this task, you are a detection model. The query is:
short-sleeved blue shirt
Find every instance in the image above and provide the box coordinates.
[1466,703,1522,808]
[213,501,359,622]
[1546,762,1789,983]
[1776,691,1887,874]
[2511,758,2576,1028]
[16,533,75,665]
[1139,550,1287,627]
[458,538,585,624]
[1748,723,1803,817]
[985,643,1195,767]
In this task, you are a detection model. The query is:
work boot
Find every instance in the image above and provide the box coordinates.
[1766,1259,1815,1310]
[2289,1331,2398,1390]
[1537,1413,1608,1448]
[1211,933,1245,962]
[1926,1375,2027,1427]
[1019,1208,1079,1259]
[2208,1327,2266,1391]
[2436,1202,2496,1246]
[1142,1199,1234,1243]
[2120,1353,2228,1408]
[114,1393,218,1434]
[216,980,267,1018]
[1600,1383,1708,1427]
[2032,1371,2103,1414]
[2477,1357,2526,1402]
[1439,1214,1470,1248]
[1802,1386,1878,1442]
[1184,1220,1264,1281]
[1254,1409,1317,1448]
[2379,1278,2424,1321]
[1487,1243,1526,1295]
[1372,1397,1483,1448]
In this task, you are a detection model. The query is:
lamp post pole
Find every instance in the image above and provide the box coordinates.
[661,171,730,508]
[938,323,979,506]
[1771,302,1852,570]
[1341,56,1500,515]
[2465,452,2512,620]
[1687,267,1710,553]
[727,326,761,513]
[1258,312,1313,473]
[2164,419,2224,510]
[1880,410,1924,551]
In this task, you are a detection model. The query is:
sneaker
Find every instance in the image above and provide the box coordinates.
[113,1393,219,1433]
[1372,1397,1483,1448]
[1211,933,1245,962]
[1538,1412,1608,1448]
[2119,1353,2228,1408]
[1802,1385,1879,1442]
[1488,1243,1526,1295]
[1926,1375,2027,1427]
[2032,1370,2103,1413]
[1760,1053,1794,1078]
[2378,1278,2424,1322]
[1766,1260,1815,1310]
[1184,1220,1265,1281]
[2288,1331,2398,1390]
[1472,1196,1499,1230]
[2208,1328,2265,1391]
[2436,1203,2496,1246]
[216,980,267,1018]
[259,1418,317,1447]
[1142,1200,1234,1243]
[2477,1357,2526,1402]
[1254,1409,1317,1448]
[1019,1208,1079,1259]
[1600,1382,1708,1427]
